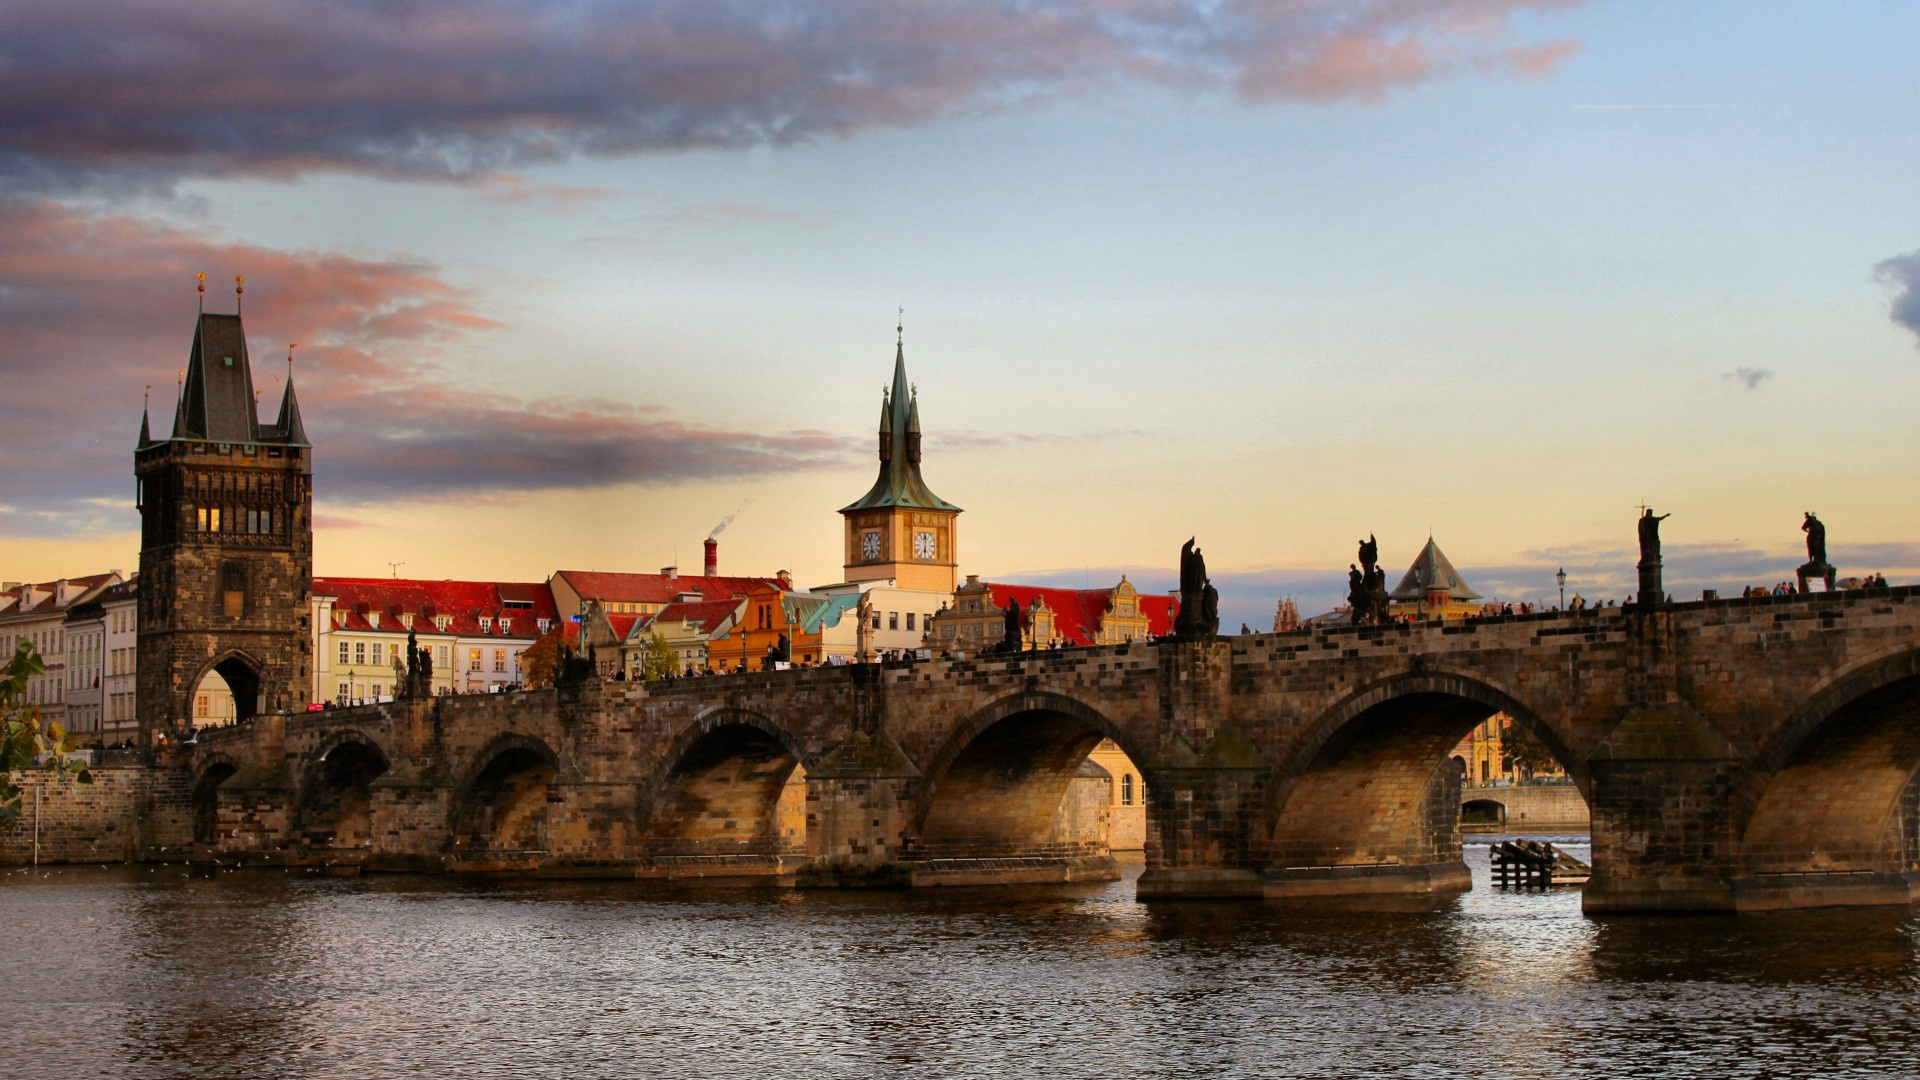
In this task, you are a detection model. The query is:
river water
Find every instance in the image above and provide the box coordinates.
[4,838,1918,1079]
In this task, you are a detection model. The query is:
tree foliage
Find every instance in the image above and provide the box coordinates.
[1498,714,1558,779]
[520,628,561,689]
[1,640,93,829]
[639,631,678,681]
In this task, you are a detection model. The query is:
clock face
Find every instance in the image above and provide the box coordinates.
[861,531,881,560]
[914,531,937,559]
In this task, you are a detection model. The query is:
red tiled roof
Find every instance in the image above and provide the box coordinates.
[635,598,743,639]
[314,577,559,639]
[0,572,123,617]
[985,583,1178,646]
[604,612,643,641]
[554,570,780,605]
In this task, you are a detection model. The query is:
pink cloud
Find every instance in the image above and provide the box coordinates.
[0,201,852,535]
[0,0,1587,192]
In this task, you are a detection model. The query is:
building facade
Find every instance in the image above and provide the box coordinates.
[1,573,123,737]
[311,577,558,705]
[925,575,1178,654]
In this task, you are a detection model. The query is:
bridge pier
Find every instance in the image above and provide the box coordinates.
[1582,705,1743,913]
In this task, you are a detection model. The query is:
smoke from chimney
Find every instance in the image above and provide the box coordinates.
[707,501,752,540]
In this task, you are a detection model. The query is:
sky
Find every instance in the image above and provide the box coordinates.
[3,1,1919,630]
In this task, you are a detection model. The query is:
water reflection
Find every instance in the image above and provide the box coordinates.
[5,848,1920,1080]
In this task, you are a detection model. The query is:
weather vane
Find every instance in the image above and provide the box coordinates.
[196,272,206,314]
[897,305,903,344]
[287,343,297,378]
[235,275,244,315]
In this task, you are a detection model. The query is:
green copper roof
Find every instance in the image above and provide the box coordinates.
[840,340,961,513]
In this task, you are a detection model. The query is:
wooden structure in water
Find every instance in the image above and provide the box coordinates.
[1490,840,1591,888]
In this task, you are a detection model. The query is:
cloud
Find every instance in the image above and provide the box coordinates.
[1723,366,1773,390]
[0,201,852,536]
[1875,248,1920,347]
[0,0,1585,194]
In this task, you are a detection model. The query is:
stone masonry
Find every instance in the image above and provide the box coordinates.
[14,586,1920,913]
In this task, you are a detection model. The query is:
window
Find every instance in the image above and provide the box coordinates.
[469,649,482,672]
[372,683,384,699]
[437,646,449,668]
[871,613,881,630]
[537,619,551,633]
[493,649,506,672]
[338,641,349,664]
[221,562,245,617]
[371,642,383,665]
[480,618,492,633]
[338,682,350,699]
[1120,774,1134,806]
[888,612,899,631]
[354,642,366,664]
[906,613,916,631]
[499,619,512,635]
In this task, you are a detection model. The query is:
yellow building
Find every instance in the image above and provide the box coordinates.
[1086,738,1147,853]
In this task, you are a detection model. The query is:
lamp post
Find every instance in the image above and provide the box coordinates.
[1556,567,1567,610]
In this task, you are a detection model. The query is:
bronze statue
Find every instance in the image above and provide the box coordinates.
[1000,597,1022,652]
[1803,512,1827,566]
[1638,508,1670,564]
[1358,534,1378,578]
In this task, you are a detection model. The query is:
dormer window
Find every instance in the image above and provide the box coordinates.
[368,612,380,629]
[435,616,451,632]
[400,614,414,630]
[479,617,493,633]
[537,618,551,633]
[499,618,512,634]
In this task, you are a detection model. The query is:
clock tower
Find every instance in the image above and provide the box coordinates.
[840,333,960,593]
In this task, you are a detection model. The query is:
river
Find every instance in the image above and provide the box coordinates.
[4,838,1917,1079]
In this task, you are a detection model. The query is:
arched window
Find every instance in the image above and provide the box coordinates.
[1120,774,1134,806]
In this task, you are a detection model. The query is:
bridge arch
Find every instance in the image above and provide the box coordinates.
[1270,670,1581,876]
[912,690,1146,867]
[450,732,562,855]
[295,729,392,850]
[639,707,811,867]
[1737,646,1920,876]
[189,649,267,724]
[190,751,242,845]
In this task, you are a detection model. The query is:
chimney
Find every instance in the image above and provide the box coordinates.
[703,537,718,577]
[776,570,792,590]
[662,565,678,580]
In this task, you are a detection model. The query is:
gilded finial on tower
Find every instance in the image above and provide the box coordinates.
[897,306,903,344]
[287,343,297,377]
[197,272,206,314]
[235,274,244,315]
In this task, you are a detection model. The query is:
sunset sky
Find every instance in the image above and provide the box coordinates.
[4,1,1918,628]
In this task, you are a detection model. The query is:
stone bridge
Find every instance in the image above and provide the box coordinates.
[189,587,1920,912]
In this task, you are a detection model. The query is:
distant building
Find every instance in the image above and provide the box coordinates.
[1387,538,1483,620]
[925,575,1177,654]
[61,577,139,742]
[311,577,558,704]
[1086,738,1147,852]
[0,572,124,737]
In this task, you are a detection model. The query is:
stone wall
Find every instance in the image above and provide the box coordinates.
[1460,783,1590,830]
[0,767,192,865]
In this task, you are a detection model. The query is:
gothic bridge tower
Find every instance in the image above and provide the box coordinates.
[136,303,312,741]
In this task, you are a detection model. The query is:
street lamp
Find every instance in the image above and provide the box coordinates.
[1556,567,1567,609]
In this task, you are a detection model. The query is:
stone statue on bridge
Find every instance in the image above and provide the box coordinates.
[997,597,1024,653]
[1174,538,1219,640]
[1349,535,1391,625]
[1798,512,1837,593]
[1637,508,1670,608]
